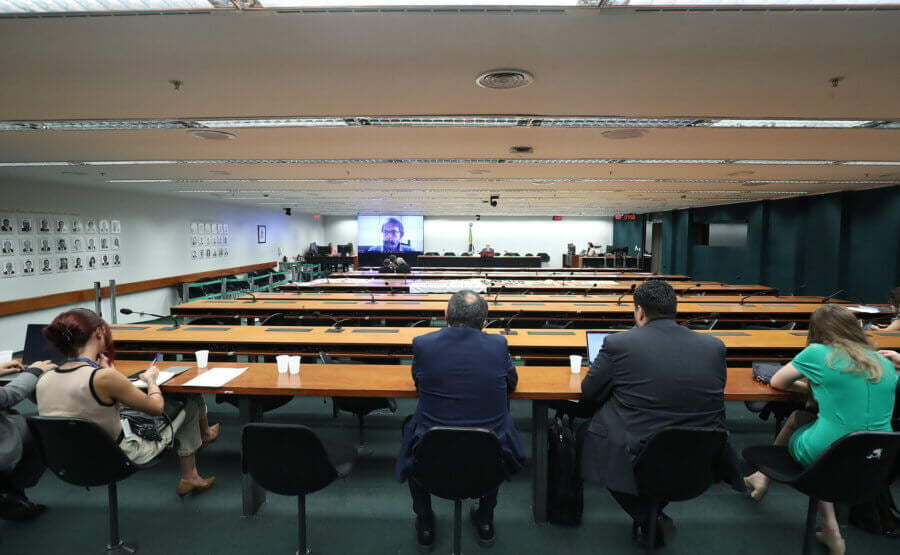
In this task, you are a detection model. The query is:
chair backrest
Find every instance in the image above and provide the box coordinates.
[537,252,550,262]
[633,426,728,502]
[410,427,508,501]
[27,416,138,487]
[242,423,339,496]
[443,252,455,256]
[793,431,900,504]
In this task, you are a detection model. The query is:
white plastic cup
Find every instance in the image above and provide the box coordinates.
[276,355,290,374]
[288,356,301,375]
[195,350,209,369]
[0,350,12,363]
[569,354,583,374]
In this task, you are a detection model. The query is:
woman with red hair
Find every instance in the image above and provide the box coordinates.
[37,309,218,499]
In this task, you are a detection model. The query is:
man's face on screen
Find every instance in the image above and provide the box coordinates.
[381,222,403,251]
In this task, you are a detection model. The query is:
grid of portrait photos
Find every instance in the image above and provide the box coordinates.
[190,221,229,262]
[0,213,122,278]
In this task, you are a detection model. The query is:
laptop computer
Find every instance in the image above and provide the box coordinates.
[586,330,616,365]
[22,323,66,366]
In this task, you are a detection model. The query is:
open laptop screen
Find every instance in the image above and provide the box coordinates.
[586,331,615,365]
[22,324,66,366]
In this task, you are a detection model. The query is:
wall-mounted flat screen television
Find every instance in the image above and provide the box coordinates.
[358,215,424,253]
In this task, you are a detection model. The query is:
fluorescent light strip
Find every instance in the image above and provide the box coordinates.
[195,118,350,128]
[7,158,900,167]
[701,119,875,129]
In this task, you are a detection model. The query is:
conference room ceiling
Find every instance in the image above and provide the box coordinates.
[0,6,898,216]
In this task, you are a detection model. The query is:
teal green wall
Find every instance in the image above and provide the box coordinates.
[614,186,900,303]
[611,215,646,256]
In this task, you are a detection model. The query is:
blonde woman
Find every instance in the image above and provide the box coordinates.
[744,304,897,555]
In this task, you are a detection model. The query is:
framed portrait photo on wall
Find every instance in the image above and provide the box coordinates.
[257,225,267,244]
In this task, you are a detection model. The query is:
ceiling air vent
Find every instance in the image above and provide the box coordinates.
[475,69,534,90]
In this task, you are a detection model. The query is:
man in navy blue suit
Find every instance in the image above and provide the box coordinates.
[395,290,524,552]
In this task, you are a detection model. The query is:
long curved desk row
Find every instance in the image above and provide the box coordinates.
[110,325,900,365]
[110,360,802,522]
[341,270,691,281]
[170,298,891,329]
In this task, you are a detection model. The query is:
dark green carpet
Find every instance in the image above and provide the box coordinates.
[2,398,898,555]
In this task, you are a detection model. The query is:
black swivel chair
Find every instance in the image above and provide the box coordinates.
[443,252,456,256]
[743,431,900,555]
[537,252,550,263]
[409,427,510,555]
[632,427,729,552]
[685,319,718,330]
[28,416,162,555]
[318,352,397,456]
[242,424,354,555]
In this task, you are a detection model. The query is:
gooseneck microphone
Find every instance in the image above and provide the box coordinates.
[240,290,257,303]
[120,308,180,328]
[739,294,756,305]
[584,283,597,298]
[822,290,845,303]
[312,311,350,332]
[680,283,702,297]
[616,284,636,306]
[791,284,808,296]
[680,313,720,328]
[501,310,524,336]
[368,292,377,304]
[494,285,507,306]
[260,313,284,326]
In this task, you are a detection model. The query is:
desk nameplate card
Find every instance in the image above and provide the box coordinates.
[352,329,400,333]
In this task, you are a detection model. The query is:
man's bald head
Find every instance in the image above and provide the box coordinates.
[446,290,488,329]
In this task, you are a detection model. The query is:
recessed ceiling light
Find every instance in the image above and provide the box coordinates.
[187,130,236,141]
[475,69,534,90]
[602,129,648,140]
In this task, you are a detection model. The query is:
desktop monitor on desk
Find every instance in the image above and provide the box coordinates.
[308,242,319,255]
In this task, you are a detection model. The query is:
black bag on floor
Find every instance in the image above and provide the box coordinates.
[547,411,583,525]
[848,488,899,538]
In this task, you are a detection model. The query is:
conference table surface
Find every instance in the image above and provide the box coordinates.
[110,325,900,364]
[108,359,802,521]
[242,292,846,304]
[280,279,776,295]
[341,270,690,281]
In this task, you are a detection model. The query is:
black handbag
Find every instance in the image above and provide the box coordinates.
[120,398,185,444]
[751,361,782,385]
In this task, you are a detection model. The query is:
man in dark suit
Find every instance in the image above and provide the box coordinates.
[394,257,412,274]
[580,279,743,546]
[395,290,524,552]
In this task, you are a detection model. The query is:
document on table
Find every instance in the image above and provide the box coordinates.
[132,371,175,389]
[846,305,883,314]
[181,367,248,388]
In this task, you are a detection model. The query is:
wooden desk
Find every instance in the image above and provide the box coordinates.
[417,255,542,268]
[170,298,872,329]
[341,270,689,281]
[110,325,900,364]
[110,360,800,521]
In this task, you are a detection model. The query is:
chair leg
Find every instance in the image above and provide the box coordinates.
[356,414,373,457]
[802,497,817,555]
[298,495,309,555]
[105,483,136,554]
[646,498,658,554]
[452,499,462,555]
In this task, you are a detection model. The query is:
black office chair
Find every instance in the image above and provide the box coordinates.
[409,427,509,555]
[686,319,718,330]
[28,416,162,555]
[632,427,729,552]
[537,252,550,263]
[424,252,440,256]
[444,252,456,256]
[318,352,397,456]
[743,431,900,555]
[242,424,354,555]
[504,252,519,256]
[524,253,534,257]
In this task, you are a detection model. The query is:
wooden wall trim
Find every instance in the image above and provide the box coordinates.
[0,262,276,317]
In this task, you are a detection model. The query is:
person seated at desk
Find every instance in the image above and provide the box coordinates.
[876,286,900,331]
[479,243,495,257]
[394,257,411,274]
[36,309,220,500]
[743,304,898,555]
[580,279,743,547]
[586,242,598,256]
[377,258,395,273]
[395,290,524,552]
[1,359,55,521]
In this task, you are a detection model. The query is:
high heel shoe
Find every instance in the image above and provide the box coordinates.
[743,475,768,502]
[176,476,216,501]
[815,532,846,555]
[200,423,220,449]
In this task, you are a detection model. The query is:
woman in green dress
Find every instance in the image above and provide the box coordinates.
[743,304,898,555]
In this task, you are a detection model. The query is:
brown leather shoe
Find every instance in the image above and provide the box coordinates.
[200,423,220,449]
[176,476,216,500]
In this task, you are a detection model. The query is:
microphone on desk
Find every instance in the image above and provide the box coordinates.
[483,319,502,329]
[120,308,180,328]
[312,311,350,332]
[584,283,597,298]
[791,284,808,296]
[680,283,702,297]
[240,290,257,303]
[822,290,845,303]
[385,281,397,295]
[616,284,636,306]
[680,313,720,328]
[739,294,757,305]
[501,310,524,336]
[494,285,506,306]
[259,313,284,326]
[368,292,377,304]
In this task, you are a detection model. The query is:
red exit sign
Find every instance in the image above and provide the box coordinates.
[615,214,637,221]
[552,216,563,221]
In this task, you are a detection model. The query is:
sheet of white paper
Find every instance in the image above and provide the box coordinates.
[132,371,175,389]
[181,367,247,388]
[846,305,882,314]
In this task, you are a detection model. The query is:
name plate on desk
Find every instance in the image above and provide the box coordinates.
[789,332,809,336]
[527,331,575,335]
[352,329,400,333]
[710,332,751,336]
[264,328,313,333]
[110,326,150,330]
[185,327,232,332]
[158,327,178,331]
